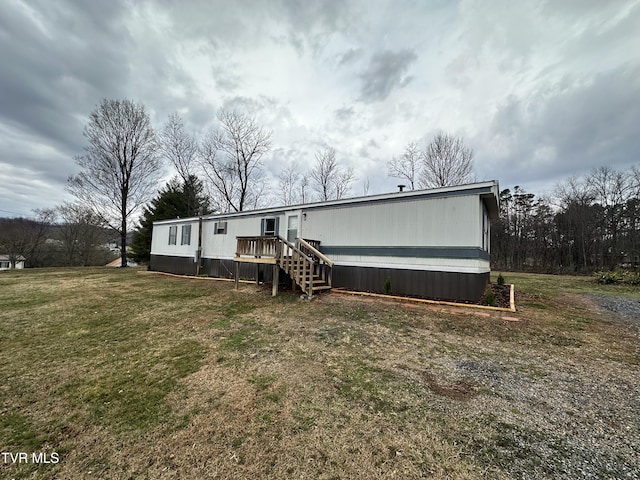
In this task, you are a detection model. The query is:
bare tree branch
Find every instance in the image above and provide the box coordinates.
[278,161,302,206]
[310,148,355,201]
[311,148,338,201]
[335,167,355,200]
[388,141,420,190]
[300,173,310,204]
[199,109,271,212]
[160,113,198,184]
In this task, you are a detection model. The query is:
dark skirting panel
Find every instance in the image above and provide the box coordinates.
[201,258,274,281]
[150,255,488,303]
[149,255,274,282]
[149,254,198,276]
[331,265,489,303]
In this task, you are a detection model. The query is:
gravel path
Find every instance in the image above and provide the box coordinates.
[588,294,640,324]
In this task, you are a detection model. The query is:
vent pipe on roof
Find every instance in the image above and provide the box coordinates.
[397,184,406,192]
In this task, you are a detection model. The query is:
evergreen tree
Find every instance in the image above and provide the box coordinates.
[130,175,210,262]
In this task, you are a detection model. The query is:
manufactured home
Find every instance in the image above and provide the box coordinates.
[150,180,500,302]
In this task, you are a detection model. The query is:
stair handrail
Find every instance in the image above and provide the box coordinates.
[277,236,317,297]
[276,236,314,264]
[297,238,334,267]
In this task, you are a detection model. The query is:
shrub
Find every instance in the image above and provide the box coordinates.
[594,270,640,285]
[482,284,495,306]
[595,271,622,285]
[497,273,505,286]
[383,277,392,295]
[622,271,640,285]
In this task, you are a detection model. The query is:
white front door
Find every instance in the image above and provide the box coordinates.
[286,211,301,243]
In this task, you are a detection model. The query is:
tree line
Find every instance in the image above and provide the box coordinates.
[492,166,640,273]
[0,206,117,268]
[4,97,637,273]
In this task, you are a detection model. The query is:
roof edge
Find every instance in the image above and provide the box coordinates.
[153,180,500,226]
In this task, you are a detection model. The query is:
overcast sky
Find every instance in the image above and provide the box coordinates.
[1,0,639,218]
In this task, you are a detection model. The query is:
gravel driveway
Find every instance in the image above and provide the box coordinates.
[588,293,640,324]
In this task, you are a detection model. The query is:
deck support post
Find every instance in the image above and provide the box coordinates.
[234,262,239,290]
[255,264,260,285]
[272,264,279,297]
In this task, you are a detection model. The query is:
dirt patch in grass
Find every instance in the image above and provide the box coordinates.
[0,268,639,479]
[422,371,479,401]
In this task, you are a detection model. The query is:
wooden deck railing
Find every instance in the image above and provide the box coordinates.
[236,236,281,259]
[234,235,333,298]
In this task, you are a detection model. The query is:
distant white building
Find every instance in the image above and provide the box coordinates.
[0,255,26,270]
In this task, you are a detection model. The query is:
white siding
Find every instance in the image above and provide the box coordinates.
[301,195,480,248]
[201,214,285,259]
[151,220,200,257]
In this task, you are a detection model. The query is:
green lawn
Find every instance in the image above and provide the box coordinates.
[1,268,638,479]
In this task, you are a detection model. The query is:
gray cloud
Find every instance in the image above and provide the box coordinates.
[1,0,638,217]
[277,0,361,55]
[334,106,355,121]
[337,48,364,67]
[0,1,131,152]
[358,49,418,102]
[481,63,640,190]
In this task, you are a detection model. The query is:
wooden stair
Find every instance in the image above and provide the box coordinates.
[277,237,333,298]
[235,236,333,298]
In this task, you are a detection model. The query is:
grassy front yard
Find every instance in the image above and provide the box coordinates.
[1,268,638,478]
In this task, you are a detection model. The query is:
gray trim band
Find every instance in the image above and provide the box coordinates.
[320,245,490,261]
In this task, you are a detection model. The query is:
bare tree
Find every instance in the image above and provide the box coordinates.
[388,141,420,190]
[160,113,209,216]
[588,166,632,268]
[554,175,595,208]
[300,173,310,204]
[67,99,162,267]
[589,166,631,209]
[335,168,356,200]
[311,147,355,201]
[419,132,474,188]
[200,109,271,212]
[160,113,198,184]
[554,176,596,271]
[362,177,370,196]
[311,148,338,201]
[631,165,640,198]
[278,161,302,206]
[54,203,113,266]
[244,176,273,211]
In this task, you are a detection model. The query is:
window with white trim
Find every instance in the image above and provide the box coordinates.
[181,225,192,245]
[168,225,177,245]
